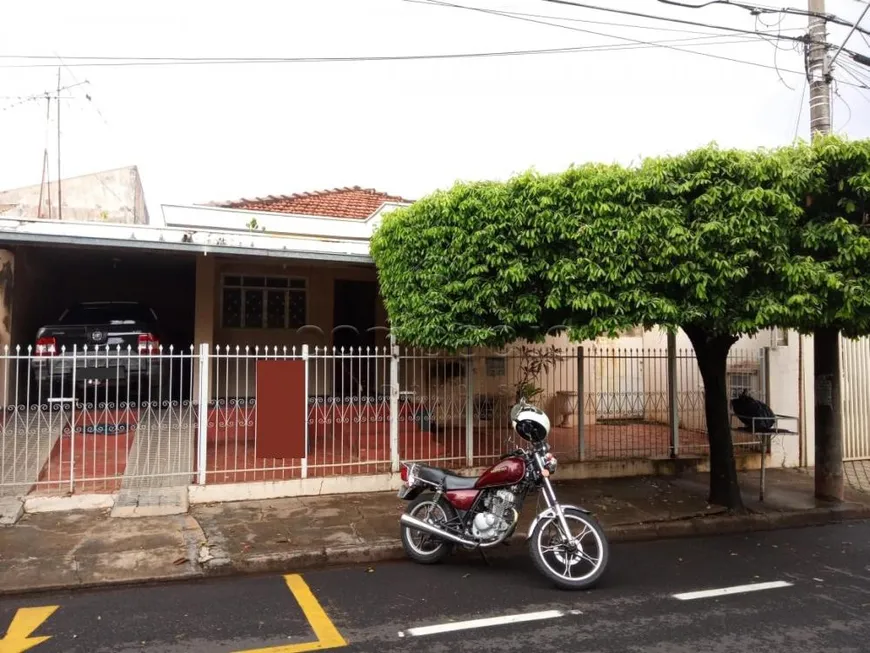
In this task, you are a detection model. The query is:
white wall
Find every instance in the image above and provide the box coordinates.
[0,166,149,224]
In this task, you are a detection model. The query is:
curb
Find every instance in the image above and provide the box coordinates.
[198,502,870,577]
[2,504,868,597]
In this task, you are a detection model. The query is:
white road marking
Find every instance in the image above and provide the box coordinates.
[397,609,578,638]
[673,580,794,601]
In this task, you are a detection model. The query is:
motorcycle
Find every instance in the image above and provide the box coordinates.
[397,400,610,590]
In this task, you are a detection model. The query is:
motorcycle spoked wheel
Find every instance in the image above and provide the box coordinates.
[529,507,610,590]
[400,493,460,564]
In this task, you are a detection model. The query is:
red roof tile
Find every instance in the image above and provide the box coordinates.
[211,186,412,219]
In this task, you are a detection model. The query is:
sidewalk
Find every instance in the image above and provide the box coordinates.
[2,468,869,596]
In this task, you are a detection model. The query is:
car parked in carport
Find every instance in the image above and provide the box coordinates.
[30,301,168,401]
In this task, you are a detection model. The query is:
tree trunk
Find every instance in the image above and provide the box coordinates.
[813,326,845,502]
[685,327,744,512]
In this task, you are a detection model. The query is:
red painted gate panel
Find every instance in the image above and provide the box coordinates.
[255,359,306,459]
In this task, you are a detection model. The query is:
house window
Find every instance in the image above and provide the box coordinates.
[221,275,307,329]
[728,372,758,399]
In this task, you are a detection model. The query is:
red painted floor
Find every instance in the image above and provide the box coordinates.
[33,432,136,495]
[15,403,764,492]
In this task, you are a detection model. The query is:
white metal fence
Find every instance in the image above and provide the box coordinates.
[0,342,773,497]
[841,335,870,461]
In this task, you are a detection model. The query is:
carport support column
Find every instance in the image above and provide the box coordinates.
[193,254,215,400]
[0,249,13,406]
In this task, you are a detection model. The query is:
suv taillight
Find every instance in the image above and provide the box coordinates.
[138,333,160,355]
[35,336,57,356]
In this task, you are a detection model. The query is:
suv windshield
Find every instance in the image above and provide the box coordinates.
[59,303,156,326]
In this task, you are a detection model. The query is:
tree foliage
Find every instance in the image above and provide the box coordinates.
[371,136,870,509]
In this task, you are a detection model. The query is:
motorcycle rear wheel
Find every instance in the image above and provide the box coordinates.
[400,493,458,564]
[529,507,609,590]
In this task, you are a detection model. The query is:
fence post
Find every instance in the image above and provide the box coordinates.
[667,332,680,458]
[69,345,78,493]
[302,344,309,479]
[390,335,400,473]
[577,347,586,461]
[465,348,474,468]
[196,343,209,485]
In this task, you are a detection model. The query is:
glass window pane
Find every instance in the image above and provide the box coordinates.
[243,276,266,288]
[243,290,264,328]
[266,291,286,329]
[289,279,306,289]
[222,288,242,328]
[224,275,242,286]
[288,292,306,327]
[266,277,289,288]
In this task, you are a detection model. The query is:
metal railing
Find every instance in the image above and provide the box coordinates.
[0,345,196,497]
[0,342,773,497]
[841,335,870,461]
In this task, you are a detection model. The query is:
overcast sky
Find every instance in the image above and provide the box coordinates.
[1,0,868,221]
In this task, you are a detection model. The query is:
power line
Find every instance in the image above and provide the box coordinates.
[0,35,804,69]
[654,0,870,39]
[540,0,808,42]
[412,0,868,88]
[543,0,861,56]
[828,0,870,71]
[404,0,807,38]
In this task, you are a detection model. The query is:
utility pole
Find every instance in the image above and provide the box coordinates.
[806,0,844,502]
[807,0,832,136]
[56,67,62,221]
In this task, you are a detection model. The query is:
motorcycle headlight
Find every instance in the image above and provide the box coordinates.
[544,453,557,473]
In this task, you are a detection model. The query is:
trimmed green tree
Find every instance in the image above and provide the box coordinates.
[371,139,869,511]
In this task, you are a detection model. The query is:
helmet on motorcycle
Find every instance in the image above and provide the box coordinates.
[512,404,550,443]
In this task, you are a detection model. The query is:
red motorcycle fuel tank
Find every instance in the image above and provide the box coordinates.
[475,456,526,489]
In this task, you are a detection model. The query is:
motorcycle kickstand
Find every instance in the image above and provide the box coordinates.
[477,547,491,566]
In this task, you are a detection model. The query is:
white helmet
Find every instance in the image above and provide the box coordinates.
[510,403,550,444]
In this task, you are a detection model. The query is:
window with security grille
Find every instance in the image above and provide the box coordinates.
[221,275,307,329]
[728,372,758,399]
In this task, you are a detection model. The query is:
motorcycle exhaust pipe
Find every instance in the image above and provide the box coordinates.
[400,513,476,547]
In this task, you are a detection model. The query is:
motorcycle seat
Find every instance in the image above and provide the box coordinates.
[416,465,478,491]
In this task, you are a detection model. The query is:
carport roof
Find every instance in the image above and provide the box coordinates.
[0,213,374,264]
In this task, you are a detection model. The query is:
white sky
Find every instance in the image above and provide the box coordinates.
[1,0,868,222]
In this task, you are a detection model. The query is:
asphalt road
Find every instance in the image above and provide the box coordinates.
[2,521,870,653]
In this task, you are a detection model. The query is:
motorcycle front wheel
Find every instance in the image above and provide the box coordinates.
[529,507,609,590]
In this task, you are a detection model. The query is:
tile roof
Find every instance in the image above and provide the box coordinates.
[210,186,412,219]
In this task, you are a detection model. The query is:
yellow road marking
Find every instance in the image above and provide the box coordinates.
[235,574,347,653]
[0,606,59,653]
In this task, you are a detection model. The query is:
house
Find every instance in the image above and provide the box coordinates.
[0,179,830,509]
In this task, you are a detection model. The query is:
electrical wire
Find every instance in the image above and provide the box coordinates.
[466,5,806,37]
[793,76,807,141]
[832,79,853,131]
[0,35,806,71]
[405,0,806,38]
[837,65,870,100]
[544,0,864,56]
[653,0,870,39]
[0,0,825,69]
[413,0,869,89]
[753,11,799,90]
